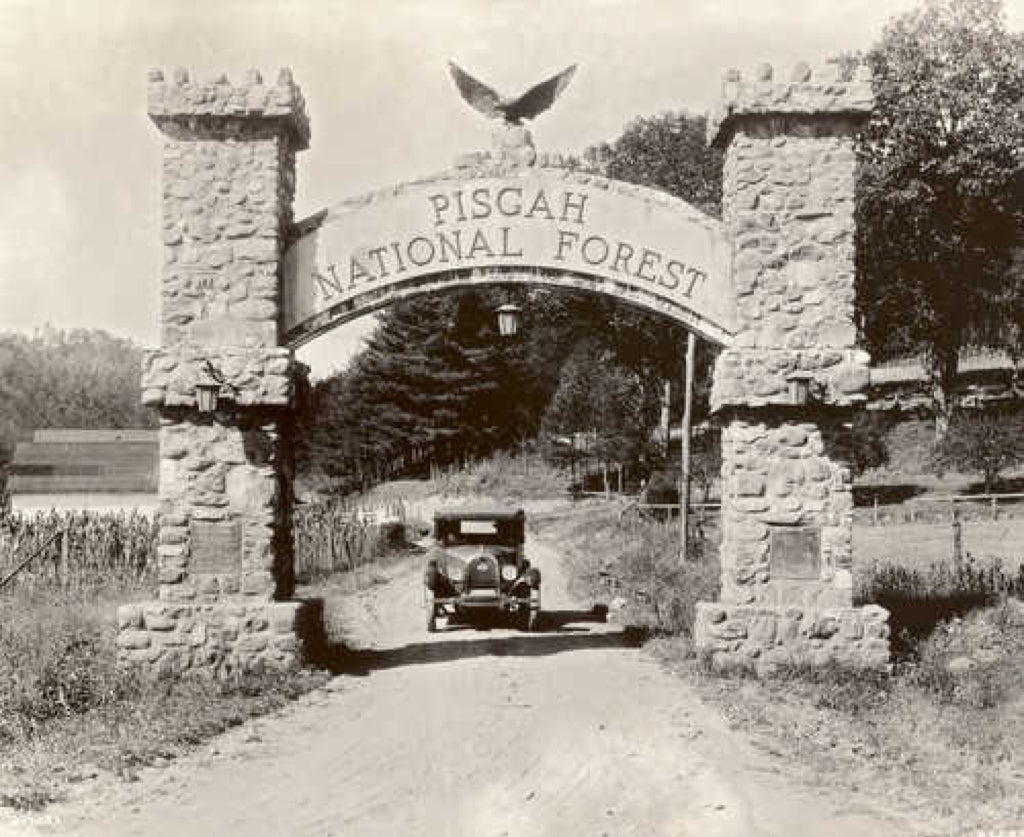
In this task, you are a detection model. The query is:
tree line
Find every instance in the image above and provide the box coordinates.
[293,282,710,495]
[0,327,155,443]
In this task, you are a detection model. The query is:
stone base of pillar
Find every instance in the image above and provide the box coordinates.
[116,598,325,678]
[694,601,890,676]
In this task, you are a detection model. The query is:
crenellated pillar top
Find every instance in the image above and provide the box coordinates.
[147,67,310,150]
[708,60,873,148]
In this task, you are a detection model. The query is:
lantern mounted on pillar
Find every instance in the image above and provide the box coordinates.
[195,381,219,413]
[496,292,522,338]
[786,371,816,406]
[195,359,228,413]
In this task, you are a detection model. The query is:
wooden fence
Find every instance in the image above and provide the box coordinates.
[859,492,1024,526]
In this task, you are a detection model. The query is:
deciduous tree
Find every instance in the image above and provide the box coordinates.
[856,0,1023,437]
[932,410,1024,493]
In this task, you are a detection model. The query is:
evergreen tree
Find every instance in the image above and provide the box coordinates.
[297,289,534,489]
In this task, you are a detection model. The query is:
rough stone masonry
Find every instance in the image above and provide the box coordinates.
[694,61,890,674]
[119,68,315,677]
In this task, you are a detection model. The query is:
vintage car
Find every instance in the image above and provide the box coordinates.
[423,508,541,632]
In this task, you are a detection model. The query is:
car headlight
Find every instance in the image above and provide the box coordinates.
[500,564,518,582]
[452,566,465,582]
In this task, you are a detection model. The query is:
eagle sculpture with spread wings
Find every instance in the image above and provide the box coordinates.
[448,62,577,125]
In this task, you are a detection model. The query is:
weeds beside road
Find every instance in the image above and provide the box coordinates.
[0,538,423,811]
[673,600,1024,834]
[0,582,329,810]
[549,507,719,636]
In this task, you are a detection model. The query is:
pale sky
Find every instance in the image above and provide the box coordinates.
[1,0,1021,376]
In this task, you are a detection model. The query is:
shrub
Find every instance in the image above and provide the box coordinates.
[906,600,1024,709]
[832,410,891,476]
[761,660,895,715]
[643,470,678,505]
[857,558,1024,658]
[690,429,722,503]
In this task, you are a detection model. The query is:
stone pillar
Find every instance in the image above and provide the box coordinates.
[695,61,890,673]
[118,68,313,677]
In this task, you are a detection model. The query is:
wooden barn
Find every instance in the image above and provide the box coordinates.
[8,429,158,514]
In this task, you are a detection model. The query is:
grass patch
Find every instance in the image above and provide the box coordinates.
[0,510,424,813]
[656,600,1024,832]
[0,586,329,810]
[433,452,570,503]
[553,508,720,636]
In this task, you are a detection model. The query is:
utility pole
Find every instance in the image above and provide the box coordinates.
[660,381,671,455]
[680,332,696,561]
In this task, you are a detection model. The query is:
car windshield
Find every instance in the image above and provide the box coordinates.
[436,517,521,546]
[441,544,506,560]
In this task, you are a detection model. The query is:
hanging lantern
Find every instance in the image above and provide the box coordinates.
[496,302,522,338]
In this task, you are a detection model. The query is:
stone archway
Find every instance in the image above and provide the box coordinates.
[119,62,889,677]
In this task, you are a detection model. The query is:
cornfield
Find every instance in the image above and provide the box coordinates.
[293,499,410,581]
[0,510,157,593]
[0,499,411,593]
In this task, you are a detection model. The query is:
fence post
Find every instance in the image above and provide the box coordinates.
[872,496,879,526]
[951,506,963,567]
[991,496,998,521]
[59,522,71,591]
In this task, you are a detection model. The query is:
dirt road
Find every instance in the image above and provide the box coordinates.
[6,518,922,837]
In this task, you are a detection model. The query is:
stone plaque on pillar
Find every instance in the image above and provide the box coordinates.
[770,527,821,579]
[190,521,242,575]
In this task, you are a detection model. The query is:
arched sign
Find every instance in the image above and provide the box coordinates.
[282,168,736,347]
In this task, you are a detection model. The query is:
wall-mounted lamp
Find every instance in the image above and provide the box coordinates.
[195,358,231,413]
[786,371,816,406]
[195,380,220,413]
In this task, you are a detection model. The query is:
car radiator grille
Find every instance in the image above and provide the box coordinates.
[465,557,497,587]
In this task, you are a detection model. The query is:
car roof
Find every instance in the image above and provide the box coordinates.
[433,508,525,522]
